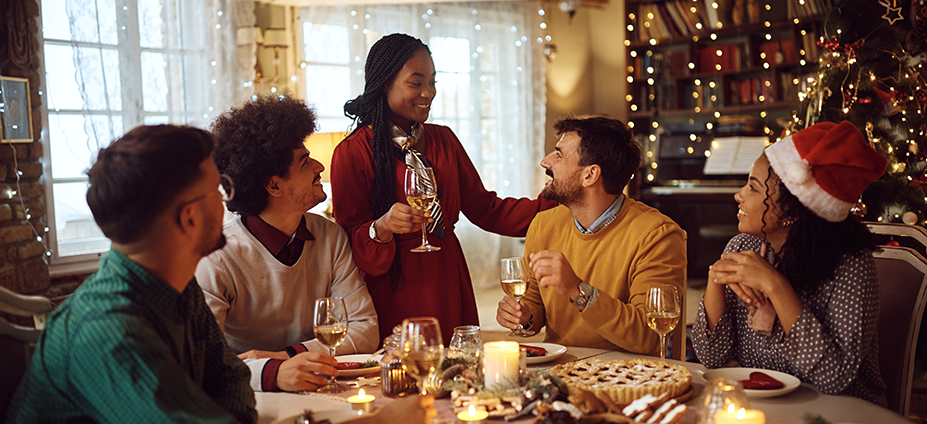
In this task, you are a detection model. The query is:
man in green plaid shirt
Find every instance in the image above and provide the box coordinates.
[5,125,256,423]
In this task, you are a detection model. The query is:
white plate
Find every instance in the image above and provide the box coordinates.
[701,367,801,398]
[521,343,568,364]
[274,409,365,424]
[334,354,382,378]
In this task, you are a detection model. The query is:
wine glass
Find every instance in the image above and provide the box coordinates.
[313,297,348,393]
[404,167,441,253]
[501,257,536,337]
[400,317,444,396]
[646,284,680,359]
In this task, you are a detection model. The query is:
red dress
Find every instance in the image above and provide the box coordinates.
[331,124,555,344]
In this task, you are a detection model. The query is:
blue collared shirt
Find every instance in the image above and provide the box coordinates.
[574,195,624,234]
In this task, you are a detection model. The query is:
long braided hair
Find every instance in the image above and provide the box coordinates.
[344,33,431,218]
[760,161,875,291]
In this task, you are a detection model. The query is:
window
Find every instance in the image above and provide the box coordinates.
[40,0,252,270]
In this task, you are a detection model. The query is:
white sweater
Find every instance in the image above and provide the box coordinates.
[195,213,379,390]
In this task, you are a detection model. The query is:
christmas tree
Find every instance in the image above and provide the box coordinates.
[790,0,927,225]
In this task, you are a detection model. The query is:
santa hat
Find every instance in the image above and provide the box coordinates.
[765,121,887,222]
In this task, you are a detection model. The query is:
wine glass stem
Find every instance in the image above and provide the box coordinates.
[421,225,429,246]
[330,346,337,384]
[659,335,667,359]
[420,379,427,395]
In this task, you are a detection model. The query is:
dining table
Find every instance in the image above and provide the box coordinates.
[254,345,911,424]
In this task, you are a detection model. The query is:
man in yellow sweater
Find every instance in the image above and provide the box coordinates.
[496,116,686,356]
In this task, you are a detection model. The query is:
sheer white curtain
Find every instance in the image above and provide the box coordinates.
[301,2,547,290]
[42,0,255,263]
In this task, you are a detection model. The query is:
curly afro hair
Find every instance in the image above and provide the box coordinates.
[210,94,317,216]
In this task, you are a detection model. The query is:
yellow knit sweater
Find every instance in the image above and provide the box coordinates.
[520,196,686,356]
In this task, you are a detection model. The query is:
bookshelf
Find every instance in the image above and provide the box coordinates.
[624,0,828,279]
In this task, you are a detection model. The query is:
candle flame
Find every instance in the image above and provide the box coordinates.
[727,404,735,414]
[359,389,366,398]
[736,408,746,419]
[469,405,476,415]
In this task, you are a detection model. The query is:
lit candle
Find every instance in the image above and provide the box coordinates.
[483,341,520,389]
[456,404,489,422]
[713,407,766,424]
[347,388,376,413]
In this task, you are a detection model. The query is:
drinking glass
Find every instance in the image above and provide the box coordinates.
[645,283,680,359]
[501,257,536,337]
[400,317,444,395]
[313,297,348,393]
[404,167,440,252]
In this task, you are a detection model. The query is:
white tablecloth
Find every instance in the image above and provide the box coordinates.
[256,346,910,424]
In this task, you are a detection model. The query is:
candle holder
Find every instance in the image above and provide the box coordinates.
[697,378,750,424]
[347,388,376,413]
[456,404,489,422]
[714,408,766,424]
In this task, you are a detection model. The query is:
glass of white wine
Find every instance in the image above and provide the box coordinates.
[646,284,680,360]
[404,167,440,253]
[501,257,536,337]
[313,297,348,393]
[400,317,444,396]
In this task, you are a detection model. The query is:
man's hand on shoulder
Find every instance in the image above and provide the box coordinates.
[529,250,581,299]
[237,350,288,361]
[276,351,339,392]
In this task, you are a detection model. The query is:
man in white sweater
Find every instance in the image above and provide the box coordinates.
[195,94,379,392]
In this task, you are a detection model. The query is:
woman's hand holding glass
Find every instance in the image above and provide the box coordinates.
[375,202,431,241]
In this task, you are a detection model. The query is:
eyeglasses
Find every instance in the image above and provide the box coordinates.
[177,174,236,210]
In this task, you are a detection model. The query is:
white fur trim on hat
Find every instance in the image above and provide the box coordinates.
[766,135,855,222]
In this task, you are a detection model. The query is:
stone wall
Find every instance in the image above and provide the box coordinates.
[0,0,50,297]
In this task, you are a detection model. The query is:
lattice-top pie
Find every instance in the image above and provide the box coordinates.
[551,358,692,406]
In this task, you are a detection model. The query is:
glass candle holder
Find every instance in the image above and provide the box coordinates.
[697,377,751,424]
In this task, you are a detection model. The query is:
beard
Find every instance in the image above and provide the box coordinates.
[197,209,227,257]
[540,168,583,206]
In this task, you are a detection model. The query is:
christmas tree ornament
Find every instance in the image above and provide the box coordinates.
[851,200,868,218]
[880,0,904,25]
[883,99,902,116]
[904,211,919,225]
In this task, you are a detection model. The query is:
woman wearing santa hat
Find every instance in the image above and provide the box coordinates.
[691,121,888,406]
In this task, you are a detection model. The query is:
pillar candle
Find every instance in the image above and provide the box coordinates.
[483,341,520,389]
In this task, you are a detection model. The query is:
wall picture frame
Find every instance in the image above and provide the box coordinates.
[1,76,34,143]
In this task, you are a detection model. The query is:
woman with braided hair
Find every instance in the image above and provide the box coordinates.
[331,33,554,343]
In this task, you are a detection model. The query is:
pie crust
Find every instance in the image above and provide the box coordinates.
[551,358,692,406]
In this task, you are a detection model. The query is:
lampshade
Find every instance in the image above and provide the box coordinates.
[262,28,288,48]
[304,132,347,183]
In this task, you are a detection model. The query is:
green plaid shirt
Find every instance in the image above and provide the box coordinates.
[5,249,256,424]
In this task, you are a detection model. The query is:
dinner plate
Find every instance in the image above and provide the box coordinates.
[521,343,568,364]
[701,367,801,398]
[274,409,364,424]
[334,354,382,378]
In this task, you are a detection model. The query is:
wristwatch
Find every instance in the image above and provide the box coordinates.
[570,281,592,310]
[369,221,389,243]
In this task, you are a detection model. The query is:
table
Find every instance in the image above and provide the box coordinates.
[255,346,910,424]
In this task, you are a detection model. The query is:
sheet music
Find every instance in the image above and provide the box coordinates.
[703,136,768,175]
